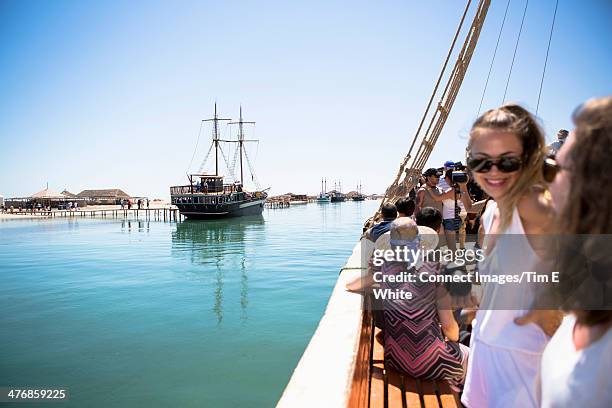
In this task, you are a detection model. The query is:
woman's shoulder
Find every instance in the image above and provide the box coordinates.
[517,187,555,233]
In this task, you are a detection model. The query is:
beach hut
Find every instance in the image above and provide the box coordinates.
[30,187,66,209]
[61,189,77,198]
[77,189,131,205]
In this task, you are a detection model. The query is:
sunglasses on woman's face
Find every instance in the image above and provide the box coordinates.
[466,156,522,173]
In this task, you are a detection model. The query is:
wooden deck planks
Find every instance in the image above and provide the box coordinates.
[418,380,440,408]
[403,377,423,408]
[386,370,405,408]
[361,301,463,408]
[370,328,386,408]
[435,381,460,408]
[366,328,463,408]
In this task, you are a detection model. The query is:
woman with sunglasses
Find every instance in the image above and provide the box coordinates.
[461,104,558,408]
[536,96,612,407]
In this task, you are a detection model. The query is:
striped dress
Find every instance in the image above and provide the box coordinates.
[381,261,468,389]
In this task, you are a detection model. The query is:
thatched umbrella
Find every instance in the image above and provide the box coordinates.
[30,187,66,209]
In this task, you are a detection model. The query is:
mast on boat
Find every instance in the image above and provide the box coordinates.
[229,106,256,185]
[202,103,231,176]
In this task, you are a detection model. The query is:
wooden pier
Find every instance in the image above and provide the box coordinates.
[265,201,291,209]
[3,208,185,222]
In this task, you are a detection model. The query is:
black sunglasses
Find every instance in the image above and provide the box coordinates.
[466,156,522,173]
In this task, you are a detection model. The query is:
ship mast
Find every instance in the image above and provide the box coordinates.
[229,106,257,186]
[229,106,256,185]
[203,103,232,176]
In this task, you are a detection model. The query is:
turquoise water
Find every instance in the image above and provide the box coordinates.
[0,200,378,407]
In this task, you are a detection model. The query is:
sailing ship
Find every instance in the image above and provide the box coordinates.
[330,181,346,202]
[351,182,365,201]
[316,178,331,203]
[170,105,268,219]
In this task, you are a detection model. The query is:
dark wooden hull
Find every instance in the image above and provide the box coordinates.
[175,198,266,219]
[331,196,346,202]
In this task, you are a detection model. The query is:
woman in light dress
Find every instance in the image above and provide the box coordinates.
[461,104,560,408]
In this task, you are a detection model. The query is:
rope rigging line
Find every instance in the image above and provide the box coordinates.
[243,149,261,191]
[396,0,473,181]
[477,0,512,116]
[375,0,474,213]
[198,122,221,174]
[197,143,215,174]
[217,144,237,182]
[536,0,559,115]
[230,143,240,177]
[187,120,205,174]
[371,0,492,224]
[502,0,529,103]
[226,123,240,177]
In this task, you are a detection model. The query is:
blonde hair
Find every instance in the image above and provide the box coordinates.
[468,104,546,231]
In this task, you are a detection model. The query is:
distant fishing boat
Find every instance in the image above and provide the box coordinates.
[330,192,346,202]
[316,178,331,203]
[351,182,366,201]
[330,181,346,202]
[170,105,268,219]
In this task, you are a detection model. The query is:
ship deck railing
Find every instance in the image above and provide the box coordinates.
[277,239,462,408]
[170,185,246,195]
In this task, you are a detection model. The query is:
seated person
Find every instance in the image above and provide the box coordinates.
[364,203,397,242]
[381,215,469,391]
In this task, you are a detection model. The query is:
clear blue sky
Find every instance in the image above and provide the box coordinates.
[1,0,610,199]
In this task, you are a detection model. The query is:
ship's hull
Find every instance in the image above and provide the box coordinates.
[175,197,266,219]
[330,196,346,202]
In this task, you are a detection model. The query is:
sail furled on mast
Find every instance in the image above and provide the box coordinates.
[371,0,491,223]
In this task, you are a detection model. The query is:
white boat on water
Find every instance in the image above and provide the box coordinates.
[316,178,331,203]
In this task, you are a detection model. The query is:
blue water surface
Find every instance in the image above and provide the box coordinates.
[0,200,378,407]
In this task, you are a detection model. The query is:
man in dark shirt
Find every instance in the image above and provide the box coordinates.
[365,203,397,242]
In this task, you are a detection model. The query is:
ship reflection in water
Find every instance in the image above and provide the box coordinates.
[171,216,265,325]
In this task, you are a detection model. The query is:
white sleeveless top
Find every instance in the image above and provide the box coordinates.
[441,187,456,219]
[472,200,549,353]
[541,315,612,407]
